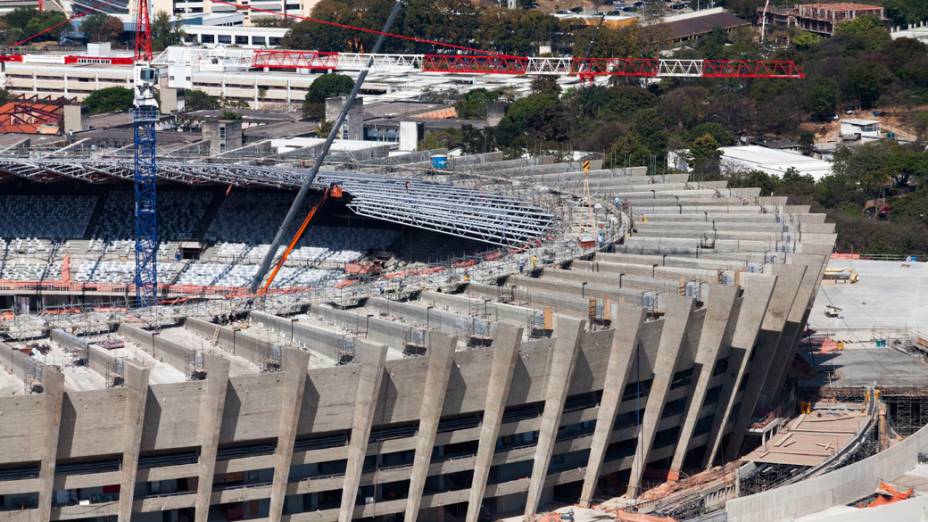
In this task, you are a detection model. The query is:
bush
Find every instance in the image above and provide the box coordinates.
[83,87,133,115]
[302,74,353,120]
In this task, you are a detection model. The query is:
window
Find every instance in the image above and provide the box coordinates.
[235,35,248,45]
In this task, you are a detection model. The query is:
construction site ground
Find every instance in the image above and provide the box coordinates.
[799,340,928,391]
[810,259,927,333]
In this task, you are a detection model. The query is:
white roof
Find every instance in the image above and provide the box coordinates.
[841,118,879,126]
[719,145,833,181]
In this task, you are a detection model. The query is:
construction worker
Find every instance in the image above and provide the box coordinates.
[530,254,538,271]
[518,257,526,273]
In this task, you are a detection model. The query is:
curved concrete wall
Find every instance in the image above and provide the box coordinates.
[726,414,928,522]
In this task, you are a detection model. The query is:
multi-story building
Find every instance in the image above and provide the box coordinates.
[758,2,885,36]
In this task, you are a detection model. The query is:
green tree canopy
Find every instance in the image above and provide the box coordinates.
[1,8,69,45]
[454,88,499,120]
[83,87,133,115]
[151,12,184,52]
[302,74,354,119]
[833,15,892,51]
[688,133,723,180]
[81,14,124,44]
[184,89,220,112]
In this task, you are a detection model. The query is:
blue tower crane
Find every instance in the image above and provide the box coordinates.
[132,0,158,307]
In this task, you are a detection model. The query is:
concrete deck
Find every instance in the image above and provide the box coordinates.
[0,368,24,395]
[809,259,928,331]
[14,340,106,391]
[744,411,869,467]
[800,342,928,390]
[85,333,187,384]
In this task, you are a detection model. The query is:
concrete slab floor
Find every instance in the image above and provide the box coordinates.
[800,342,928,389]
[85,333,187,384]
[0,369,24,395]
[12,340,105,391]
[809,259,928,332]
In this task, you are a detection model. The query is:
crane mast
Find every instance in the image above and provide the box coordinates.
[132,0,159,307]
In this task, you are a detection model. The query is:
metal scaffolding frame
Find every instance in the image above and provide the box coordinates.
[318,172,554,247]
[0,157,557,248]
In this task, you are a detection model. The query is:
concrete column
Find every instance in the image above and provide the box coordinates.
[579,301,646,507]
[626,295,694,497]
[194,356,231,522]
[724,264,805,461]
[117,364,151,521]
[465,323,524,522]
[761,255,827,406]
[704,274,776,469]
[37,367,65,522]
[268,349,310,522]
[668,284,739,476]
[523,315,585,520]
[404,333,457,522]
[338,343,388,522]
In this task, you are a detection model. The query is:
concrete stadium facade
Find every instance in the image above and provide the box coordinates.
[0,167,835,522]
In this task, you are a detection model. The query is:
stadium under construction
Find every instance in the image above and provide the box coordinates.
[0,143,845,521]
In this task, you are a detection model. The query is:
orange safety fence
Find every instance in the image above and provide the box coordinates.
[831,253,861,260]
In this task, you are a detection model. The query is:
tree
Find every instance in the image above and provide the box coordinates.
[83,87,133,115]
[184,89,219,112]
[688,133,722,180]
[607,131,653,170]
[803,79,839,121]
[81,14,124,44]
[476,8,560,55]
[833,15,892,51]
[495,93,568,151]
[302,74,353,119]
[883,0,928,26]
[454,88,499,120]
[530,75,560,97]
[151,12,184,52]
[793,31,822,51]
[1,8,68,45]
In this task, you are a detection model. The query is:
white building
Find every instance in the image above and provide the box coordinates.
[719,145,833,180]
[669,145,834,180]
[840,118,882,142]
[181,24,288,48]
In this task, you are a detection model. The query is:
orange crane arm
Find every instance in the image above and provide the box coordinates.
[257,187,330,296]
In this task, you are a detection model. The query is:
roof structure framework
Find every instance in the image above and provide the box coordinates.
[0,158,555,247]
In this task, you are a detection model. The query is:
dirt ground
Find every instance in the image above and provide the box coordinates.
[801,105,924,143]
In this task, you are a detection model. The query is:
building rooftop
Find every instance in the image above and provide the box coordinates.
[655,11,750,40]
[800,3,884,11]
[720,145,833,180]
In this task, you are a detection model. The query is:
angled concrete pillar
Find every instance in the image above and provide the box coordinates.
[724,264,805,461]
[761,255,827,406]
[338,342,388,522]
[465,323,524,522]
[579,301,646,507]
[669,284,738,476]
[194,356,230,522]
[626,295,694,498]
[269,349,310,522]
[404,332,457,522]
[37,367,64,522]
[523,315,585,520]
[118,364,150,521]
[704,274,776,469]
